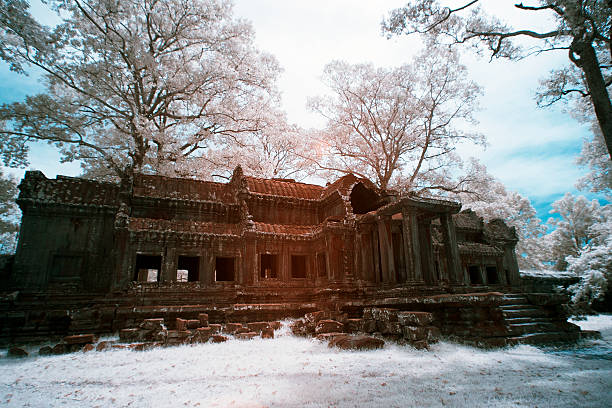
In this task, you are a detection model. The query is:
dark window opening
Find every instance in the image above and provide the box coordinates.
[291,255,307,279]
[505,269,511,284]
[468,265,482,285]
[317,253,327,278]
[434,260,441,281]
[134,254,162,282]
[486,266,499,285]
[177,256,199,282]
[51,255,83,281]
[215,257,235,281]
[260,254,278,279]
[350,182,381,214]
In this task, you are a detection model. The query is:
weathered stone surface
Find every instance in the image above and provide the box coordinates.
[51,343,68,355]
[82,343,95,352]
[130,342,158,351]
[261,327,274,339]
[8,347,28,357]
[377,321,402,335]
[64,334,95,345]
[211,334,229,343]
[141,318,164,331]
[235,327,252,335]
[223,323,244,334]
[193,327,212,343]
[38,346,53,355]
[235,332,258,340]
[527,293,569,306]
[119,328,151,343]
[360,320,377,333]
[186,319,200,329]
[176,318,187,331]
[328,335,385,350]
[402,326,440,342]
[96,341,113,351]
[411,340,429,350]
[316,332,346,341]
[315,320,344,334]
[247,322,270,334]
[198,313,209,327]
[208,324,222,334]
[268,321,282,330]
[397,312,434,327]
[290,319,310,336]
[580,330,602,340]
[364,308,398,322]
[345,319,362,333]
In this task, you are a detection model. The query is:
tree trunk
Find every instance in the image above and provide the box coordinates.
[573,41,612,160]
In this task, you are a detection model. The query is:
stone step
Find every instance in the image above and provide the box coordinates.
[501,296,529,305]
[499,304,534,311]
[504,317,552,325]
[508,331,581,345]
[501,308,550,318]
[507,322,556,335]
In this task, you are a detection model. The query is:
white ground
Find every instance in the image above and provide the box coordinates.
[1,316,611,408]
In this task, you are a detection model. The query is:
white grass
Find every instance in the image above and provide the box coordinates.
[1,316,611,408]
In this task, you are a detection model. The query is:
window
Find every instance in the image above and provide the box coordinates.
[291,255,307,279]
[134,254,162,282]
[486,266,499,285]
[468,265,482,285]
[317,253,327,278]
[260,254,278,279]
[177,256,199,282]
[215,257,235,282]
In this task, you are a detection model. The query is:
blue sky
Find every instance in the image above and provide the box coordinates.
[1,0,608,226]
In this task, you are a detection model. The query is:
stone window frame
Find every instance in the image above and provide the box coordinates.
[133,252,163,283]
[259,252,281,281]
[213,254,237,284]
[290,253,309,280]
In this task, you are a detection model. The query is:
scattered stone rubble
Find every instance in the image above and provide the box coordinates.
[290,308,440,350]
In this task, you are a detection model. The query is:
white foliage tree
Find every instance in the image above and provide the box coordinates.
[0,169,19,254]
[308,47,483,193]
[453,159,548,270]
[0,0,280,182]
[547,192,603,271]
[383,0,612,160]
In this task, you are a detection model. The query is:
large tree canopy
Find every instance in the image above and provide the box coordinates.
[308,48,483,193]
[0,0,280,182]
[383,0,612,160]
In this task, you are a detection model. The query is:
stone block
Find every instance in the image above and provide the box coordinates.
[345,319,362,333]
[208,324,221,334]
[198,313,209,327]
[64,334,96,345]
[96,341,113,351]
[410,340,429,350]
[176,318,187,331]
[305,311,330,325]
[38,346,53,356]
[261,327,274,339]
[82,344,95,352]
[51,343,69,355]
[235,332,258,340]
[247,322,270,334]
[377,321,402,335]
[223,323,244,334]
[186,319,200,329]
[119,328,150,343]
[194,327,212,343]
[315,320,344,334]
[397,312,434,327]
[211,334,229,343]
[328,335,385,351]
[316,332,346,341]
[141,318,164,331]
[402,326,440,342]
[360,320,377,333]
[8,347,28,357]
[268,321,282,330]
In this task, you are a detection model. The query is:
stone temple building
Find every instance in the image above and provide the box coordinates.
[0,167,584,346]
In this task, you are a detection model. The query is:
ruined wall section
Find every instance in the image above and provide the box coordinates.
[14,171,119,293]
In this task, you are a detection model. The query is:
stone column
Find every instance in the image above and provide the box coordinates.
[418,219,436,285]
[377,216,395,283]
[372,229,381,284]
[163,245,176,282]
[441,213,463,285]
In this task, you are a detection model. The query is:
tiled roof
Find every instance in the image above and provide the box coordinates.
[133,174,235,203]
[320,174,381,200]
[253,222,317,236]
[129,218,241,236]
[458,242,503,257]
[453,210,483,231]
[246,177,324,200]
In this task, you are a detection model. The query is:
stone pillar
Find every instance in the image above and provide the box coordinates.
[163,245,176,282]
[441,213,463,285]
[372,228,381,283]
[377,216,395,283]
[418,220,436,285]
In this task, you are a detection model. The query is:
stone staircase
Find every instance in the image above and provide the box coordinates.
[500,293,581,345]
